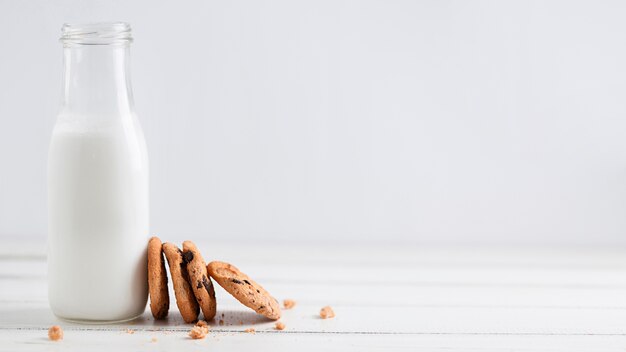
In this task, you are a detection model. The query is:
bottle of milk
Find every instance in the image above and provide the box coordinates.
[48,22,148,322]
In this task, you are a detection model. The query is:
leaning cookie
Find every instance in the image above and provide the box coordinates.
[207,261,281,320]
[183,241,217,321]
[147,236,169,319]
[162,242,199,323]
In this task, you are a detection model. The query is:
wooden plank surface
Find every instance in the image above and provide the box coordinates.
[2,240,626,351]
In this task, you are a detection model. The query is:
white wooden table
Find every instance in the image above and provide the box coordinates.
[2,240,626,351]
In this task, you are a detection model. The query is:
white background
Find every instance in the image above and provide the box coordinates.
[1,0,626,245]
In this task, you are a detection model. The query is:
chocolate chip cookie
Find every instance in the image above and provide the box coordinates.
[163,242,199,323]
[207,261,281,320]
[147,236,169,319]
[182,241,217,321]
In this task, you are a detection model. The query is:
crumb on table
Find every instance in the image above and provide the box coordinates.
[196,320,208,328]
[275,322,286,330]
[219,319,224,325]
[283,299,296,309]
[189,326,208,339]
[48,325,63,341]
[151,337,158,343]
[125,329,135,334]
[244,328,255,334]
[320,306,335,319]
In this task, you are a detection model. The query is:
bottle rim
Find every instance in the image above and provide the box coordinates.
[60,22,132,46]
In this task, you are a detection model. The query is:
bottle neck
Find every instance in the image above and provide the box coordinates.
[61,44,134,117]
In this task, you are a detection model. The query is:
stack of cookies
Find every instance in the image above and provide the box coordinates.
[147,237,281,323]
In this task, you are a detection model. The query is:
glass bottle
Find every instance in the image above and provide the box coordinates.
[48,22,148,322]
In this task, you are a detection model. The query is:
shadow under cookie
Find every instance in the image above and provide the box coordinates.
[207,309,275,327]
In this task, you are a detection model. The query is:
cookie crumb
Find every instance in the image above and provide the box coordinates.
[150,337,158,343]
[125,329,135,334]
[221,313,225,317]
[189,326,208,339]
[283,299,296,309]
[239,320,243,325]
[219,319,224,325]
[320,306,335,319]
[192,320,210,337]
[274,322,285,330]
[48,325,63,341]
[244,328,255,334]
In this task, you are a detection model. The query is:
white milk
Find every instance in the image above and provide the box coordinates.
[48,115,148,322]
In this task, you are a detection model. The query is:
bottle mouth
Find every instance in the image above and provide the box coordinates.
[60,22,132,46]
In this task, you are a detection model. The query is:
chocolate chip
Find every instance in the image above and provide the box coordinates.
[256,289,260,293]
[231,279,243,284]
[197,280,203,289]
[243,279,251,285]
[202,276,214,296]
[182,251,194,264]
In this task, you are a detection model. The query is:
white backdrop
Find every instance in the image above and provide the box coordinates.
[1,0,626,245]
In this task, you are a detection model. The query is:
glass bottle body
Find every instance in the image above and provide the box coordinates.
[48,23,148,322]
